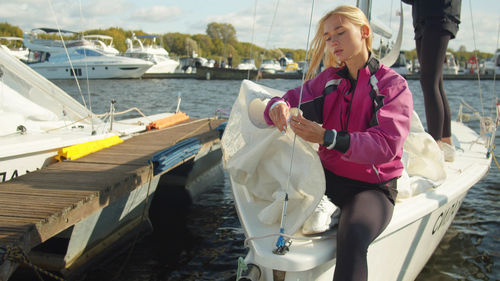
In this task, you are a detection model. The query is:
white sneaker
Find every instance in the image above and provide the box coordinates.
[439,142,456,162]
[302,196,337,235]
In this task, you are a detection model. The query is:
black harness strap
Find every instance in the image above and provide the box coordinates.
[367,58,384,127]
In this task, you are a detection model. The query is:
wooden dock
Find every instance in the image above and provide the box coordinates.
[0,117,225,279]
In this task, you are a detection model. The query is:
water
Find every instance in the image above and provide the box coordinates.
[43,78,500,280]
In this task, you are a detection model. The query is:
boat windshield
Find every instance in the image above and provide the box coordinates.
[241,58,255,64]
[75,48,103,57]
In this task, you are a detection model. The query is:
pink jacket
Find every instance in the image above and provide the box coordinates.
[264,58,413,183]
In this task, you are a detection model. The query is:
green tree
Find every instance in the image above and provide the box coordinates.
[206,22,237,46]
[0,22,23,48]
[163,32,191,57]
[0,22,23,38]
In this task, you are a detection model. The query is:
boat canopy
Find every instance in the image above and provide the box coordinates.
[31,27,78,34]
[137,35,160,39]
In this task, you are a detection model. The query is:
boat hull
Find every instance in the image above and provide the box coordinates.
[29,62,151,79]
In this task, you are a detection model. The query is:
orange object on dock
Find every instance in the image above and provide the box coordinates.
[147,112,189,130]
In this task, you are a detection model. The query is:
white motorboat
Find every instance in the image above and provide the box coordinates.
[259,59,282,74]
[0,37,29,61]
[481,49,499,75]
[27,46,153,79]
[237,58,257,70]
[222,80,496,281]
[22,28,153,79]
[124,34,179,74]
[443,52,459,75]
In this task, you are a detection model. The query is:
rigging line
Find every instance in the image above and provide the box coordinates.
[468,0,485,117]
[247,0,258,80]
[276,0,316,249]
[264,0,280,50]
[78,0,94,133]
[492,19,499,113]
[47,0,88,110]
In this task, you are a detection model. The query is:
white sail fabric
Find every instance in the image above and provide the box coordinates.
[222,80,325,235]
[397,111,447,200]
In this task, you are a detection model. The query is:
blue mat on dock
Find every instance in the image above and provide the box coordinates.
[152,138,201,175]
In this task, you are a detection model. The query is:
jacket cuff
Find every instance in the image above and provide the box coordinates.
[264,97,289,125]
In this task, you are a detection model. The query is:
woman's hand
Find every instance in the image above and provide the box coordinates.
[269,103,289,133]
[290,113,325,144]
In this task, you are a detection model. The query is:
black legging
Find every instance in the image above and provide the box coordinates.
[416,28,452,140]
[324,170,395,281]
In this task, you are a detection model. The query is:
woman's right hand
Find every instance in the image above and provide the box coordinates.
[269,103,290,134]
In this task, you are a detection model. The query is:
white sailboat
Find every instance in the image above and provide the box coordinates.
[0,46,172,182]
[222,1,498,280]
[223,79,496,281]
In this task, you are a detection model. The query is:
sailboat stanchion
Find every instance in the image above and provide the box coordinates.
[109,99,116,131]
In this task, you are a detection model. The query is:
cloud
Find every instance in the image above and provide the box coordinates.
[130,5,182,23]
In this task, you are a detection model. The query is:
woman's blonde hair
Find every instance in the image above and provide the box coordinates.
[305,5,373,80]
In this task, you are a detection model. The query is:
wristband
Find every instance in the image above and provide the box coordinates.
[323,129,337,149]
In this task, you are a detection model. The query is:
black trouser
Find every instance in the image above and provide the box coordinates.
[324,169,396,281]
[416,28,452,140]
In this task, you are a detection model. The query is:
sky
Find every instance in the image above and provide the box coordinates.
[1,0,499,53]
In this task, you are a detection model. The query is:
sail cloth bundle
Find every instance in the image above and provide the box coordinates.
[397,111,448,200]
[221,80,326,236]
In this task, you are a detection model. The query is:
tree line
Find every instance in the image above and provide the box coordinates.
[0,22,493,68]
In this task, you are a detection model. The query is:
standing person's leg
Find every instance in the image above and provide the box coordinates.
[417,29,451,141]
[438,75,453,145]
[333,190,394,281]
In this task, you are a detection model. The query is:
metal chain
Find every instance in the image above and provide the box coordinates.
[1,245,66,281]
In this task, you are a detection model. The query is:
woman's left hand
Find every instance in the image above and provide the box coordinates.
[290,113,325,144]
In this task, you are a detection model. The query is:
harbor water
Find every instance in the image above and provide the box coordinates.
[14,78,500,280]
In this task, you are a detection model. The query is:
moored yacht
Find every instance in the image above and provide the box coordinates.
[23,28,152,79]
[124,34,179,74]
[259,59,282,74]
[27,46,153,79]
[0,36,29,61]
[236,58,257,70]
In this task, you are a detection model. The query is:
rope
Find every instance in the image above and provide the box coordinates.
[43,106,152,133]
[1,245,66,281]
[47,0,88,110]
[174,118,213,143]
[492,145,500,170]
[78,0,94,133]
[247,0,258,80]
[264,0,280,49]
[111,161,154,281]
[468,0,485,117]
[274,0,316,253]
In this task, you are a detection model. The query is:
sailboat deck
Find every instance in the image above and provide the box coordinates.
[0,117,224,255]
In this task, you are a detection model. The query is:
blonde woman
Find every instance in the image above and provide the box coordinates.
[264,5,413,280]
